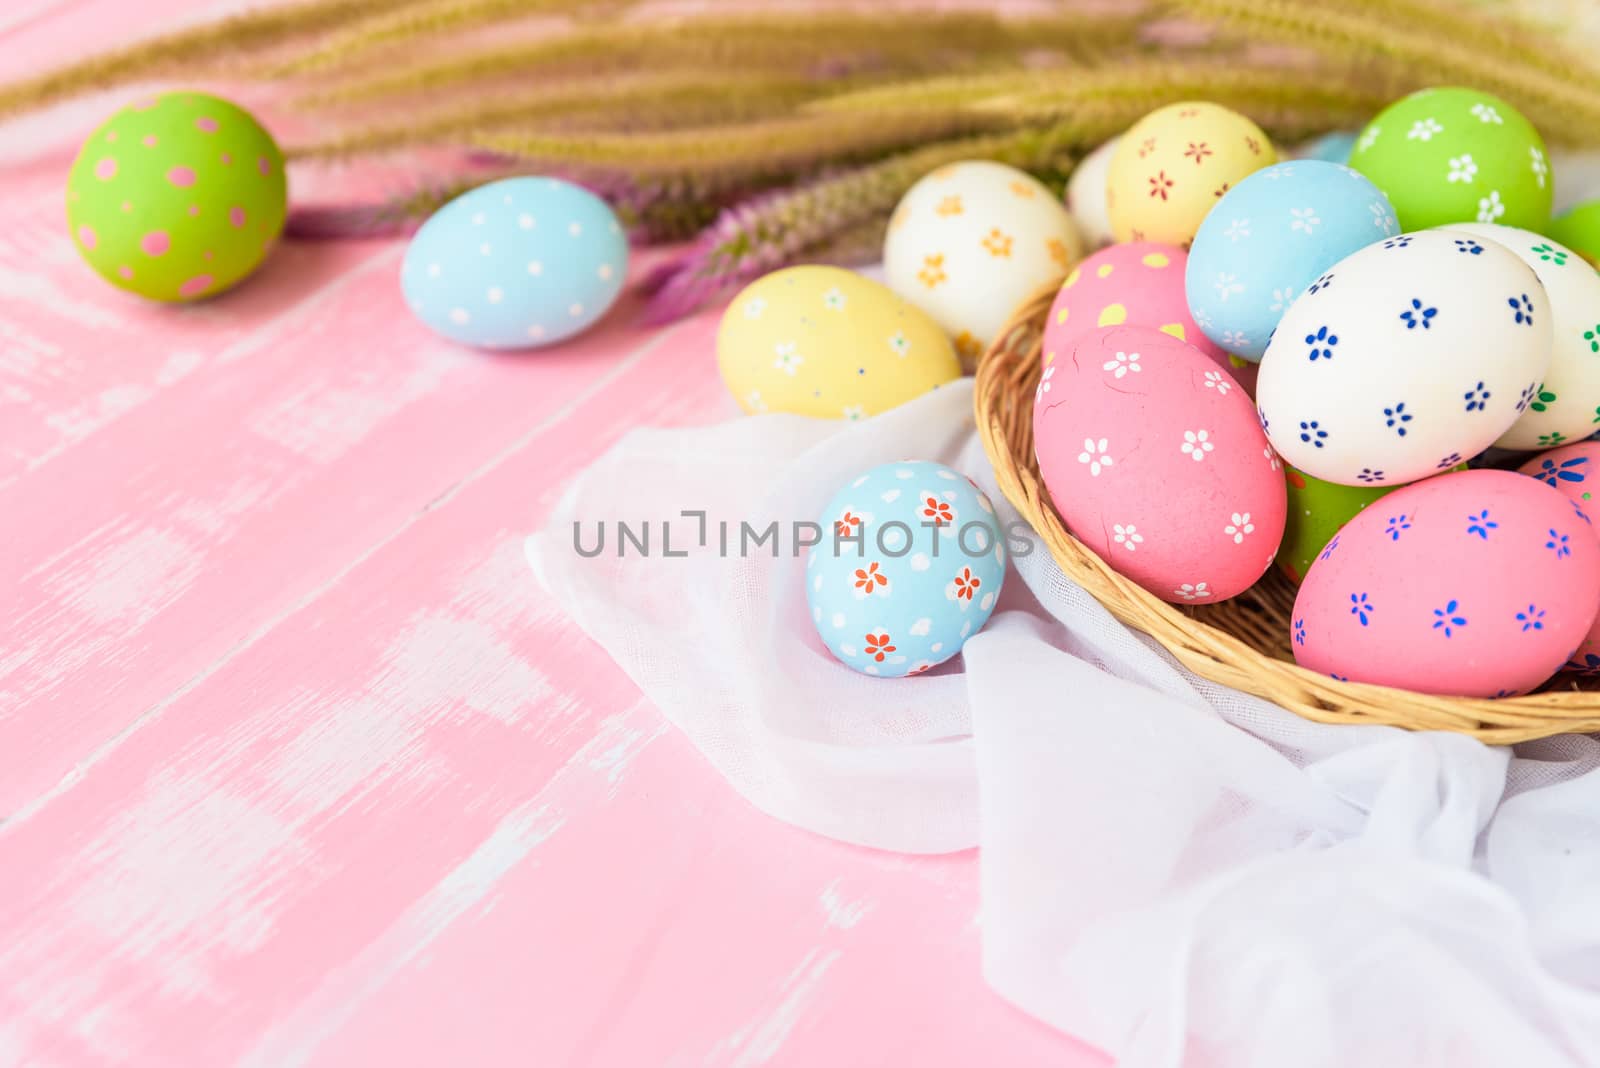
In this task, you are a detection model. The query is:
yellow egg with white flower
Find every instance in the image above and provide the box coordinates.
[717,266,960,420]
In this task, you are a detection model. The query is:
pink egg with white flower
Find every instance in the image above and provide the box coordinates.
[1032,324,1286,603]
[1293,469,1600,697]
[1517,442,1600,673]
[1044,242,1231,372]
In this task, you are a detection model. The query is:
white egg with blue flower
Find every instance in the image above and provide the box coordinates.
[1441,223,1600,452]
[807,460,1007,678]
[1256,228,1551,486]
[401,176,627,350]
[1186,160,1398,361]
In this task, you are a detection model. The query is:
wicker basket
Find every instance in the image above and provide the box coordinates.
[974,281,1600,744]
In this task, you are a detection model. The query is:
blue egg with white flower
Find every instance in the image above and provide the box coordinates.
[1186,161,1398,362]
[807,460,1007,678]
[401,176,628,350]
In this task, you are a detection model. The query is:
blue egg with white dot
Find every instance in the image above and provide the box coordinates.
[807,461,1007,678]
[1298,131,1357,164]
[401,176,628,350]
[1186,161,1398,362]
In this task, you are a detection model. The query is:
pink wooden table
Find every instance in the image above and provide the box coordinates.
[0,5,1109,1064]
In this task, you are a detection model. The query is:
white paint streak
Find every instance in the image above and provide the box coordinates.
[0,261,129,331]
[238,697,665,1068]
[154,349,204,386]
[586,713,670,792]
[0,626,110,707]
[708,948,842,1067]
[0,772,317,1055]
[377,614,551,724]
[0,0,75,36]
[233,799,562,1068]
[4,474,272,704]
[170,476,275,536]
[819,881,872,930]
[451,535,546,610]
[0,1020,26,1067]
[0,312,62,364]
[0,250,402,493]
[66,771,311,979]
[215,250,404,367]
[3,303,691,835]
[263,537,573,813]
[42,526,201,627]
[246,345,465,464]
[262,693,434,816]
[43,383,152,440]
[265,657,543,818]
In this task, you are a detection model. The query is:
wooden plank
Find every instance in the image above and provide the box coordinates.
[0,305,1103,1065]
[0,137,692,810]
[0,3,1108,1064]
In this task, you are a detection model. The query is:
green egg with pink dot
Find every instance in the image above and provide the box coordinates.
[1351,87,1551,233]
[66,91,287,303]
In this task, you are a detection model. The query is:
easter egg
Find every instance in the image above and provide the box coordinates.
[1276,458,1468,585]
[65,91,286,302]
[1045,242,1227,369]
[1066,136,1119,248]
[808,461,1007,677]
[1226,354,1261,399]
[1296,131,1357,165]
[1106,102,1276,247]
[1186,161,1399,362]
[1277,463,1398,584]
[1350,87,1552,233]
[400,177,627,350]
[1440,223,1600,451]
[718,266,959,420]
[1521,442,1600,506]
[1033,324,1285,603]
[1518,443,1600,672]
[884,160,1084,366]
[1292,469,1600,696]
[1256,229,1551,485]
[1548,200,1600,267]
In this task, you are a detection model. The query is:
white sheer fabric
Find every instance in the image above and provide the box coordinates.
[528,379,1600,1067]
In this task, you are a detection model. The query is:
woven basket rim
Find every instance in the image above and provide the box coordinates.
[972,277,1600,745]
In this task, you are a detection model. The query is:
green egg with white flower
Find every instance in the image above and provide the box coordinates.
[1351,87,1551,233]
[1549,201,1600,267]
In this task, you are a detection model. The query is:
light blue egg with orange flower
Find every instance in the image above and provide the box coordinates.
[807,460,1006,677]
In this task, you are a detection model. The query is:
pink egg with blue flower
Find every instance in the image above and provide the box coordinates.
[807,461,1007,677]
[1292,468,1600,696]
[1518,442,1600,673]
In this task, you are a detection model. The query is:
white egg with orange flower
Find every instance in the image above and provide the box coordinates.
[884,160,1084,368]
